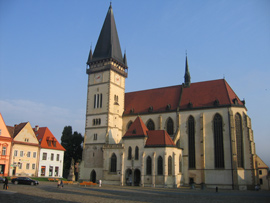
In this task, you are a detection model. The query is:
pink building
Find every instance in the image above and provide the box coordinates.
[0,114,12,176]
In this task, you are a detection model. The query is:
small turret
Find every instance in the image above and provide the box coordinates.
[184,54,191,87]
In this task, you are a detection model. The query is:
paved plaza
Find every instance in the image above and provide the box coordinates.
[0,182,270,203]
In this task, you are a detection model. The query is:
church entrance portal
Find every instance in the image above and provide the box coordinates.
[90,170,96,183]
[125,169,132,186]
[134,169,141,186]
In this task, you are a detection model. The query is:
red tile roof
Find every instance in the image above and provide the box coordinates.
[123,117,148,138]
[146,130,176,147]
[123,117,176,148]
[34,127,65,151]
[124,79,244,115]
[7,122,27,138]
[124,85,181,115]
[180,79,244,109]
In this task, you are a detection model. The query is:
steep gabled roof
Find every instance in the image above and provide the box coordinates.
[0,113,12,141]
[124,85,181,115]
[87,4,124,66]
[34,127,65,151]
[145,130,176,148]
[123,117,148,138]
[124,79,245,115]
[179,79,244,109]
[7,122,27,139]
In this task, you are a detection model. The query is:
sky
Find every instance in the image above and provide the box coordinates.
[0,0,269,167]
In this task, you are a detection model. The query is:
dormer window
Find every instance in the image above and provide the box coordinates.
[48,140,52,146]
[233,98,238,105]
[53,141,56,147]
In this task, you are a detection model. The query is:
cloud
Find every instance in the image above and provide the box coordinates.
[0,99,85,141]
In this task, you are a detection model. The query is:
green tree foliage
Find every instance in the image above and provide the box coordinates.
[61,126,83,179]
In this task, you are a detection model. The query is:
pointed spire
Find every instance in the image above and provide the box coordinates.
[123,50,127,66]
[88,4,125,66]
[184,53,191,87]
[86,46,93,65]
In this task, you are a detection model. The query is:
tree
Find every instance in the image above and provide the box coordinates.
[61,126,83,179]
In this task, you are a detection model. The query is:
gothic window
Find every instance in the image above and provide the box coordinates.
[157,156,163,175]
[93,133,98,140]
[110,153,117,173]
[214,113,225,168]
[127,121,133,131]
[188,116,196,169]
[135,146,139,160]
[146,119,155,130]
[128,147,132,160]
[168,156,172,175]
[166,117,174,136]
[94,94,103,108]
[146,156,152,175]
[235,113,244,168]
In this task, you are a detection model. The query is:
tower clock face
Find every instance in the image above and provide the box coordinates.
[94,73,102,83]
[115,74,120,85]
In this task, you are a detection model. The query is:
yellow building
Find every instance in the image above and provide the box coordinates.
[257,156,270,190]
[7,122,39,177]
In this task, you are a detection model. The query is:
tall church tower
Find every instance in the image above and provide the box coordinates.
[80,4,128,182]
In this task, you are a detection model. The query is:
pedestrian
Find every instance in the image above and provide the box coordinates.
[99,179,102,187]
[57,180,61,188]
[60,180,63,188]
[3,177,8,190]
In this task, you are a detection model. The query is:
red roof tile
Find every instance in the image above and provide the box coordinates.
[34,127,65,151]
[124,79,244,115]
[124,85,181,115]
[123,117,148,138]
[145,130,176,147]
[180,79,244,109]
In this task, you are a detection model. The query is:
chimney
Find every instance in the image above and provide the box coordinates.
[35,125,39,132]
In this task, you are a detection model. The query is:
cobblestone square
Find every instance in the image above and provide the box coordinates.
[0,182,270,203]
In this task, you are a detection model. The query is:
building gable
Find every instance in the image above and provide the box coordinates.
[0,113,12,140]
[35,126,65,151]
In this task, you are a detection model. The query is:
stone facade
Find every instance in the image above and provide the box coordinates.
[79,5,261,190]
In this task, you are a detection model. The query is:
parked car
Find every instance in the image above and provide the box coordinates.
[11,177,39,185]
[0,177,4,183]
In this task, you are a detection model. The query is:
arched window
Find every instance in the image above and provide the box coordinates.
[166,118,174,136]
[168,156,172,175]
[235,113,244,168]
[146,156,152,175]
[110,153,117,172]
[214,114,224,168]
[146,119,155,130]
[128,147,132,160]
[135,146,139,160]
[157,156,163,175]
[127,121,133,131]
[188,116,196,169]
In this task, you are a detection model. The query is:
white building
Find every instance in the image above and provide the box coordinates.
[34,126,65,178]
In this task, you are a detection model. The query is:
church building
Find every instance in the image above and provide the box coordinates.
[79,4,259,190]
